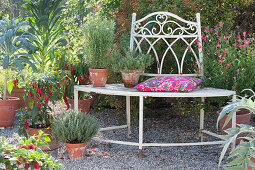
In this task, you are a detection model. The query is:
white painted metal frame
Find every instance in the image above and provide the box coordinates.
[74,12,237,157]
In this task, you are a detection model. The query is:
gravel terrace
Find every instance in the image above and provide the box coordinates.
[1,101,252,170]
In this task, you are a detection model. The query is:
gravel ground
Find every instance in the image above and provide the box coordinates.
[1,101,253,170]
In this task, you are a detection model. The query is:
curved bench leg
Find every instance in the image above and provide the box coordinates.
[126,96,131,139]
[199,97,205,142]
[139,96,145,158]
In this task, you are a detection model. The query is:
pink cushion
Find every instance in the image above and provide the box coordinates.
[135,76,202,92]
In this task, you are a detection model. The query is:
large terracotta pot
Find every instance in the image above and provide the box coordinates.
[27,128,59,151]
[89,68,109,87]
[65,142,87,160]
[67,96,92,113]
[7,87,28,109]
[0,97,20,127]
[121,69,142,88]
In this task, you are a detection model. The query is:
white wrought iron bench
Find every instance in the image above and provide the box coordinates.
[74,12,236,158]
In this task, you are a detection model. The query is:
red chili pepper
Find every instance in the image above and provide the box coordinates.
[33,82,37,89]
[77,75,85,84]
[24,121,29,129]
[38,88,42,96]
[50,85,52,89]
[38,104,41,111]
[13,80,18,87]
[63,91,70,110]
[71,65,75,75]
[64,64,68,70]
[63,78,66,84]
[50,92,53,96]
[45,94,49,103]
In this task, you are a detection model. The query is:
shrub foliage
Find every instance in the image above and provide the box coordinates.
[52,110,100,144]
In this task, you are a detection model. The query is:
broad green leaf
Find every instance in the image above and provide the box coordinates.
[3,55,9,69]
[7,80,14,95]
[28,99,34,109]
[31,105,38,118]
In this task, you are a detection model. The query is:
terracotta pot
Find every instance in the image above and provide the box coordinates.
[67,96,92,113]
[27,128,59,151]
[121,69,142,88]
[7,87,29,109]
[0,97,20,127]
[65,142,87,160]
[247,157,255,170]
[218,109,251,135]
[89,68,109,87]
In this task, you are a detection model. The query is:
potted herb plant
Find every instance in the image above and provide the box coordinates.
[52,110,99,160]
[0,17,36,127]
[0,130,63,169]
[82,15,115,87]
[18,71,65,150]
[111,49,153,87]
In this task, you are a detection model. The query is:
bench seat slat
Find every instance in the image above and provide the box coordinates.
[74,84,236,98]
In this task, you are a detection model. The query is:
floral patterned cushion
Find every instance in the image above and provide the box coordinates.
[135,76,202,92]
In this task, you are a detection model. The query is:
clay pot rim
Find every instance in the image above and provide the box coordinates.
[65,142,87,148]
[121,69,143,72]
[217,109,251,117]
[0,97,20,101]
[89,68,109,72]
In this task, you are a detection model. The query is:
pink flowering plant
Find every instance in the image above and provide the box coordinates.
[201,22,255,92]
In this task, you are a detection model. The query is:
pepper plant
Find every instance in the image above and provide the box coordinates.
[0,17,36,100]
[0,130,63,169]
[18,71,66,136]
[53,52,90,109]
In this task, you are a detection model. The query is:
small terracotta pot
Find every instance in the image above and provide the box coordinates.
[67,96,92,113]
[0,97,20,127]
[7,87,29,109]
[65,142,87,160]
[121,69,142,88]
[27,128,59,151]
[89,68,109,87]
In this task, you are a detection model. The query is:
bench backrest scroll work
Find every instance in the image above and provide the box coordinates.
[130,12,203,78]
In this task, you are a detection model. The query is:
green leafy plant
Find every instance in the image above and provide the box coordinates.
[52,110,99,144]
[23,0,67,73]
[217,89,255,169]
[0,17,36,100]
[0,130,63,169]
[82,15,115,69]
[111,49,153,73]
